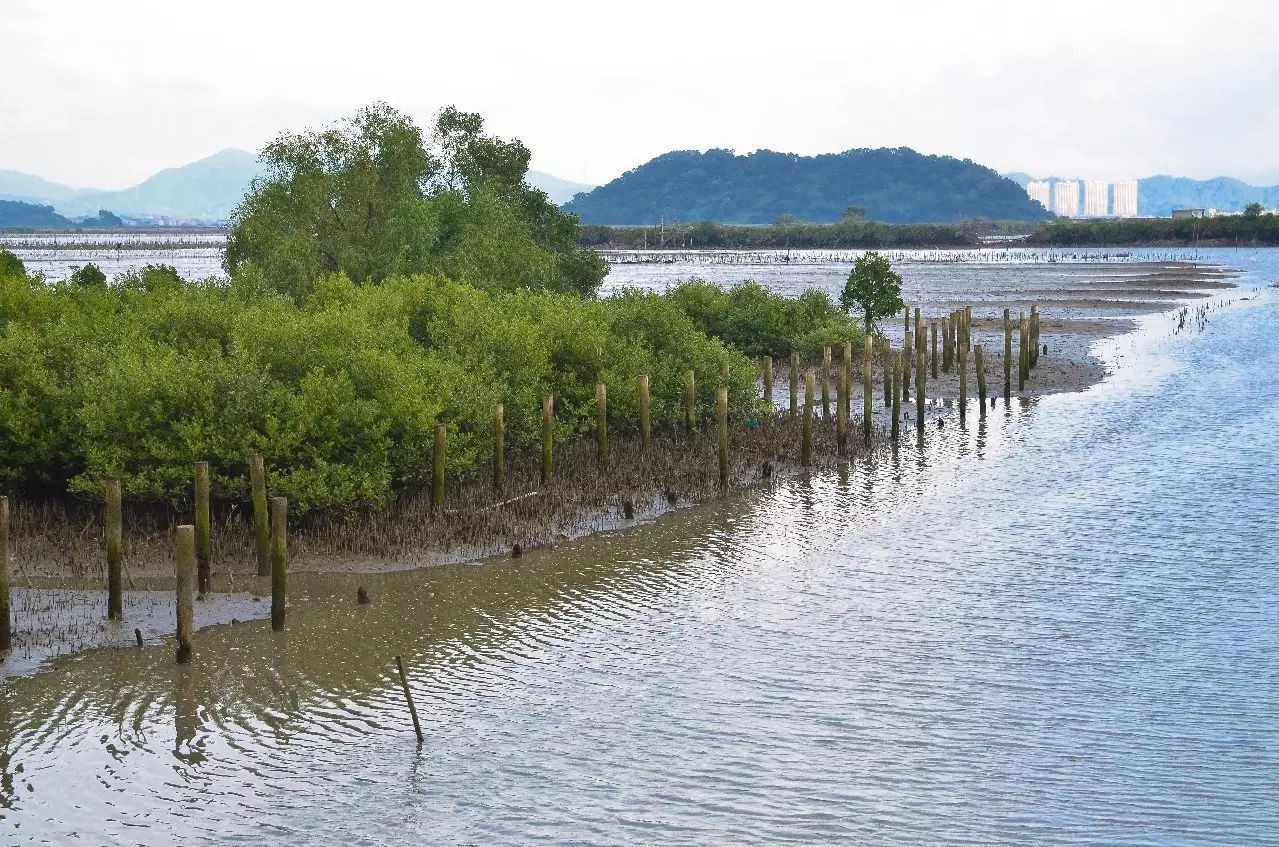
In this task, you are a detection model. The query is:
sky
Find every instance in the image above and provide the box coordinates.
[4,0,1279,190]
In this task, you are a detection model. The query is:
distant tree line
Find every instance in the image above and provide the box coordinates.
[1027,211,1279,246]
[578,218,980,249]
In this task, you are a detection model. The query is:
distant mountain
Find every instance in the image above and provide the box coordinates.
[563,148,1053,225]
[527,171,595,205]
[0,170,92,204]
[0,199,72,227]
[1005,171,1279,216]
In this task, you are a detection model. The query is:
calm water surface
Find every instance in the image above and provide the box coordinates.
[0,250,1276,845]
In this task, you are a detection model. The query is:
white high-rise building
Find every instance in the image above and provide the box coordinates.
[1052,180,1080,217]
[1083,181,1109,217]
[1113,180,1139,217]
[1026,180,1052,211]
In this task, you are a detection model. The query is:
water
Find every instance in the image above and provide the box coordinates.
[1,250,1277,844]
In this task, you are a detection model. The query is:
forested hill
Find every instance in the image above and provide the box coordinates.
[563,148,1053,225]
[0,199,72,227]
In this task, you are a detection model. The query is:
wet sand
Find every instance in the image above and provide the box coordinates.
[0,260,1238,677]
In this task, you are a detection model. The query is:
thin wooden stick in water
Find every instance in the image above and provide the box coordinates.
[801,370,814,467]
[891,353,901,441]
[821,346,831,420]
[862,336,873,445]
[975,344,988,419]
[716,386,729,488]
[174,525,195,664]
[1003,309,1012,401]
[249,453,270,577]
[194,461,212,596]
[106,477,123,621]
[395,655,425,745]
[270,497,287,632]
[789,353,799,417]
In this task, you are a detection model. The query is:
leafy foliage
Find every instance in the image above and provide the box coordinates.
[0,250,23,278]
[1028,213,1279,246]
[225,102,606,299]
[564,148,1052,225]
[69,263,107,287]
[840,252,904,332]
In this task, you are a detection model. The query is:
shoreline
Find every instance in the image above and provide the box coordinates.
[0,259,1241,678]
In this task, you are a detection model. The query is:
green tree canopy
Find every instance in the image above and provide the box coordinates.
[0,250,24,279]
[1244,201,1265,218]
[840,252,904,332]
[224,102,606,299]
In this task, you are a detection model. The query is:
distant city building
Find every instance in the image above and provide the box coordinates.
[1113,180,1138,217]
[1026,180,1052,211]
[1052,180,1080,217]
[1083,181,1109,217]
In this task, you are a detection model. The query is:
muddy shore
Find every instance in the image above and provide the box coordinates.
[0,260,1238,676]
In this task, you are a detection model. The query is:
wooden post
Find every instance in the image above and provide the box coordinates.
[395,655,425,745]
[174,525,195,664]
[194,461,211,596]
[719,361,730,385]
[891,353,901,441]
[904,306,910,337]
[942,317,952,373]
[915,349,926,432]
[842,342,853,417]
[0,496,9,652]
[493,404,506,491]
[637,376,651,446]
[596,382,608,467]
[1030,306,1040,369]
[903,330,913,401]
[958,346,968,424]
[541,394,554,485]
[914,308,922,350]
[836,363,848,457]
[106,476,123,622]
[881,340,891,408]
[432,424,446,510]
[862,336,873,446]
[930,322,939,379]
[270,496,287,632]
[716,386,729,488]
[789,353,799,417]
[761,357,773,415]
[249,453,270,577]
[975,344,988,417]
[1003,308,1012,401]
[684,369,698,432]
[801,370,814,467]
[821,346,832,420]
[965,306,973,353]
[1018,312,1027,392]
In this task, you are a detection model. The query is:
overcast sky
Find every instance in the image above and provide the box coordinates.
[5,0,1278,189]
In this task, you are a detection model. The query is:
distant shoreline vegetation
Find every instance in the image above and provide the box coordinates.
[1025,213,1279,247]
[578,220,982,250]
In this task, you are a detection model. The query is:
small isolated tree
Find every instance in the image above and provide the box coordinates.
[69,263,107,287]
[840,251,904,332]
[1243,201,1264,218]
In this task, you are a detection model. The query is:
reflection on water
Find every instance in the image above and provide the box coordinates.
[1,256,1277,845]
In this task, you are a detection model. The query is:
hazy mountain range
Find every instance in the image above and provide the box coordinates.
[564,148,1051,225]
[1004,172,1279,216]
[0,150,596,224]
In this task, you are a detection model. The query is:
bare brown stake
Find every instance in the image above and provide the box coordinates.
[930,322,939,380]
[0,496,10,651]
[958,347,968,424]
[881,339,891,408]
[789,353,800,417]
[836,365,848,457]
[395,655,425,745]
[903,330,913,401]
[541,394,554,485]
[942,317,952,373]
[716,386,729,489]
[842,341,853,417]
[432,424,447,511]
[106,476,123,621]
[1030,305,1040,369]
[1018,312,1028,392]
[1003,308,1013,401]
[975,344,988,420]
[862,336,873,446]
[915,348,926,432]
[493,404,506,492]
[194,461,212,596]
[821,345,832,419]
[801,370,815,467]
[596,382,609,468]
[270,496,287,632]
[249,452,270,576]
[174,525,195,664]
[891,353,901,441]
[637,375,651,446]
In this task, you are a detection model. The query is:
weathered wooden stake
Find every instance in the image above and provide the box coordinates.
[1003,308,1012,401]
[891,353,901,441]
[270,496,287,632]
[395,655,425,745]
[1030,305,1040,368]
[903,330,913,401]
[930,322,939,379]
[637,376,651,446]
[958,347,968,423]
[915,349,926,432]
[596,382,609,467]
[194,461,212,596]
[0,496,9,652]
[249,453,270,577]
[975,344,988,417]
[801,370,814,467]
[789,353,799,417]
[942,317,952,373]
[719,361,730,385]
[106,476,123,621]
[881,340,891,408]
[1018,312,1027,392]
[914,308,922,349]
[174,524,195,664]
[541,394,554,484]
[493,404,506,491]
[862,336,873,446]
[683,369,698,432]
[432,424,446,510]
[821,345,832,419]
[836,364,848,457]
[761,357,773,415]
[842,342,853,416]
[716,386,729,488]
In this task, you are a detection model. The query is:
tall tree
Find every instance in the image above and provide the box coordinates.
[840,252,904,332]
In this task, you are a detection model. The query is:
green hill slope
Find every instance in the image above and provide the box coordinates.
[564,148,1052,225]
